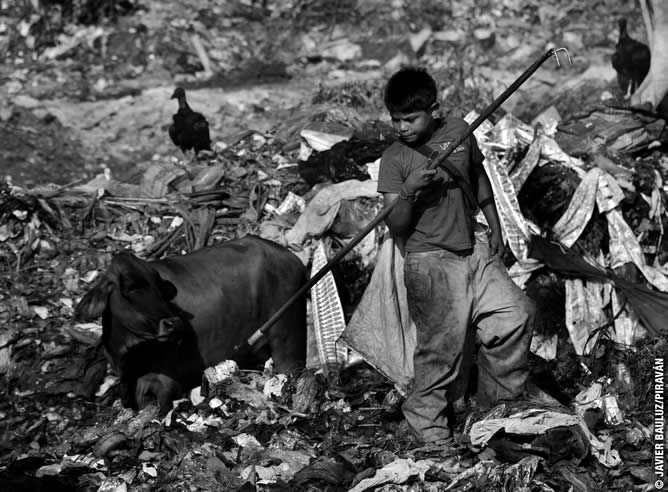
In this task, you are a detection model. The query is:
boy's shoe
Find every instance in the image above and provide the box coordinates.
[419,436,455,448]
[395,420,455,451]
[394,419,426,448]
[446,398,472,433]
[410,436,458,456]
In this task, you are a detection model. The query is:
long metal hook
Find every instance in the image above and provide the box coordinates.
[551,47,573,68]
[240,45,578,351]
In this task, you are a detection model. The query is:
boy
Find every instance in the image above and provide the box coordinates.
[378,67,535,444]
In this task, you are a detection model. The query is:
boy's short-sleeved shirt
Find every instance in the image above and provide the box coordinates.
[378,117,485,253]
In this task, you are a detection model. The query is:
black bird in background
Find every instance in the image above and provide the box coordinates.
[611,18,651,98]
[631,0,668,115]
[168,87,211,155]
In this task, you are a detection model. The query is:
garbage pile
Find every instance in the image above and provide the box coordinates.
[1,98,666,490]
[1,0,458,104]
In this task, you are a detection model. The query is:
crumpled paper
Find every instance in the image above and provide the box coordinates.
[349,458,432,492]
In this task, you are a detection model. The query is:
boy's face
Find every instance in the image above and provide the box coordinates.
[389,104,438,144]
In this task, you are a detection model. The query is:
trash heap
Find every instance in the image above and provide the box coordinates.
[1,98,667,490]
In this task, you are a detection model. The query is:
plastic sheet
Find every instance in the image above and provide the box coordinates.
[479,148,541,266]
[509,131,543,191]
[284,179,379,248]
[530,333,558,361]
[299,121,354,153]
[469,407,621,467]
[607,209,668,291]
[552,168,600,247]
[596,170,625,213]
[340,236,416,392]
[488,112,534,149]
[310,239,352,375]
[611,289,647,347]
[564,278,609,355]
[470,409,581,446]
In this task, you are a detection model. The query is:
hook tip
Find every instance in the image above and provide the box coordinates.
[552,47,573,67]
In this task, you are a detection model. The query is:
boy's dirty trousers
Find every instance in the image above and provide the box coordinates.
[402,234,535,442]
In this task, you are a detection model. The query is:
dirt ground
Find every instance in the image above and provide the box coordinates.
[1,0,631,187]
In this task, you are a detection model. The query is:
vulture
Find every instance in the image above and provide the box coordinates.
[611,18,650,98]
[168,87,211,155]
[630,0,668,111]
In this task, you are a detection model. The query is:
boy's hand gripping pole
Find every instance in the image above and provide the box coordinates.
[240,48,572,350]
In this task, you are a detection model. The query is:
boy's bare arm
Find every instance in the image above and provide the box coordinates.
[383,192,414,236]
[475,166,506,257]
[382,167,437,236]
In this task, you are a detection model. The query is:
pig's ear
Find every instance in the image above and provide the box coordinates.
[159,277,177,301]
[156,317,182,341]
[74,278,113,321]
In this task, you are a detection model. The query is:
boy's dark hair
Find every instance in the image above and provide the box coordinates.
[384,67,438,114]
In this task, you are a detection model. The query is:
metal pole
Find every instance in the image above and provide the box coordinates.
[245,48,571,348]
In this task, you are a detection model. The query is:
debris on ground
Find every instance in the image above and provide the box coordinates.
[1,0,666,490]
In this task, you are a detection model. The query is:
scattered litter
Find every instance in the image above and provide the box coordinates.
[349,458,432,492]
[263,374,288,398]
[190,386,205,406]
[469,409,581,447]
[233,433,263,449]
[574,380,625,426]
[201,360,240,398]
[209,397,224,409]
[32,305,49,319]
